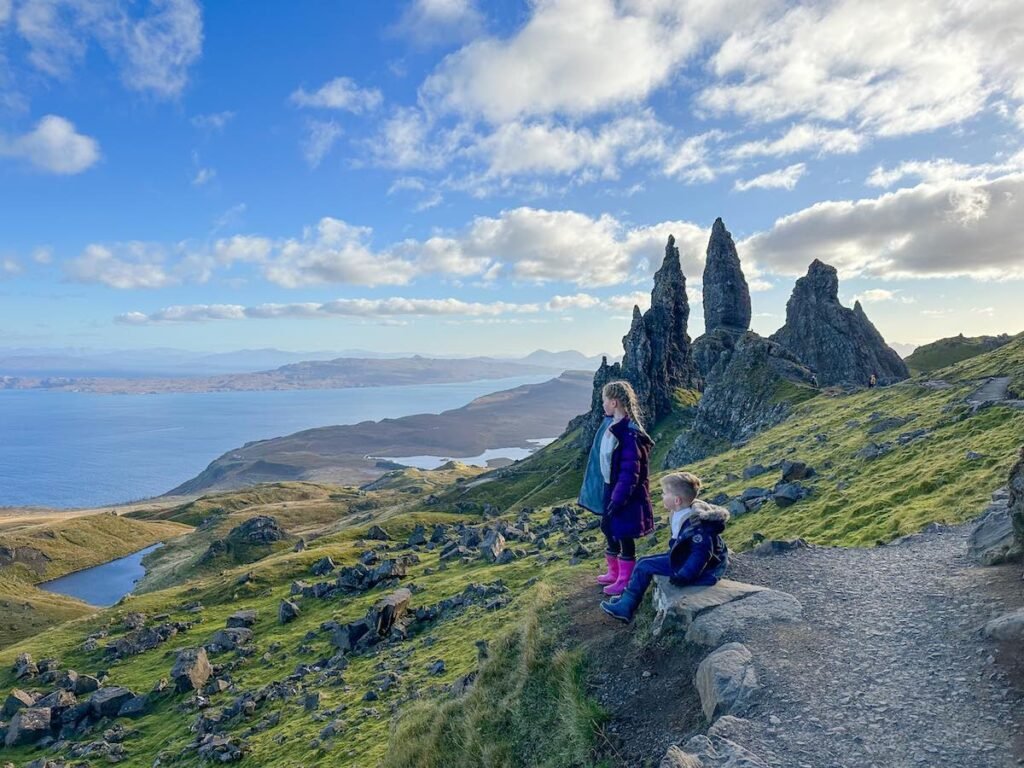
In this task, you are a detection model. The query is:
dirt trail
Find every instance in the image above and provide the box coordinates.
[571,522,1023,767]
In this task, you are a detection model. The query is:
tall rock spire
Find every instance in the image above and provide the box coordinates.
[702,217,751,334]
[770,259,909,386]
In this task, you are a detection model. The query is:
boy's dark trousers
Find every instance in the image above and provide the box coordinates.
[625,553,675,597]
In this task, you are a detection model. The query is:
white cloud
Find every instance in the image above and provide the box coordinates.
[290,76,382,112]
[421,0,699,123]
[66,243,176,289]
[850,288,915,304]
[0,0,11,24]
[547,293,600,310]
[192,166,215,186]
[865,151,1024,188]
[662,131,726,183]
[191,111,235,131]
[302,120,342,168]
[742,172,1024,280]
[729,124,865,159]
[15,0,202,97]
[734,162,806,192]
[264,217,418,288]
[32,246,52,264]
[699,0,1024,138]
[0,115,100,174]
[2,257,21,277]
[392,0,484,48]
[606,291,651,312]
[116,296,542,324]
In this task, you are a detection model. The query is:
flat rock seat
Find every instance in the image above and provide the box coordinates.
[651,578,802,644]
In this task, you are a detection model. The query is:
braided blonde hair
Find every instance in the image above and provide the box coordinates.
[602,380,644,429]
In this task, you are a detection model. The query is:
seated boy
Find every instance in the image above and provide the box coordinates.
[601,471,729,623]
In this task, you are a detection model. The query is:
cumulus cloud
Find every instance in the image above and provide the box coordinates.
[865,151,1024,188]
[116,296,542,324]
[290,76,383,112]
[734,163,806,192]
[14,0,202,97]
[0,115,100,174]
[850,288,915,304]
[32,246,53,264]
[191,111,235,131]
[546,293,600,310]
[742,172,1024,280]
[729,124,865,159]
[392,0,484,48]
[301,120,343,168]
[1,257,21,277]
[66,243,176,289]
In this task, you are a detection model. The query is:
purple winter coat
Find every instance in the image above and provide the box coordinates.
[605,417,655,540]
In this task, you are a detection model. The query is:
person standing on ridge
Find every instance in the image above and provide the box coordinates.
[578,380,655,597]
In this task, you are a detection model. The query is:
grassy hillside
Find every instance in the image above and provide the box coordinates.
[904,332,1013,376]
[0,513,191,647]
[1,336,1022,766]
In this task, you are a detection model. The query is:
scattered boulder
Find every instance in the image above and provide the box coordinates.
[772,482,807,508]
[752,538,809,556]
[4,706,51,747]
[208,627,253,652]
[982,608,1024,642]
[116,694,150,718]
[408,525,427,546]
[969,488,1021,565]
[89,686,135,718]
[13,653,37,680]
[170,649,213,693]
[3,689,36,718]
[226,610,257,629]
[370,588,412,637]
[867,416,913,434]
[278,600,301,624]
[694,643,759,721]
[479,530,506,563]
[741,464,768,480]
[855,442,893,460]
[365,525,390,541]
[780,460,813,482]
[73,674,100,696]
[310,556,336,576]
[672,734,769,767]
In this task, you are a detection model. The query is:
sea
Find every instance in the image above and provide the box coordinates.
[0,375,552,509]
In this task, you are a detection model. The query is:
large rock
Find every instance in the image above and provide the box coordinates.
[675,734,769,767]
[969,489,1021,565]
[89,686,135,717]
[651,578,802,644]
[694,643,759,721]
[278,599,301,624]
[3,689,35,718]
[370,588,413,636]
[4,706,51,747]
[982,608,1024,642]
[659,745,704,768]
[226,609,257,628]
[170,648,212,693]
[702,218,751,336]
[479,530,506,563]
[1009,447,1024,557]
[208,627,253,652]
[666,333,817,466]
[770,259,908,387]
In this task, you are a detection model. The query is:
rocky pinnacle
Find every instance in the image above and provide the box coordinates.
[702,217,751,334]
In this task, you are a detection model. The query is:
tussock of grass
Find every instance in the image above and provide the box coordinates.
[384,585,605,768]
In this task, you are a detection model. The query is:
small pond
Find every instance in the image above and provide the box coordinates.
[38,543,163,607]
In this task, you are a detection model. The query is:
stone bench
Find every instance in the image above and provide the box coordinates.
[651,577,802,645]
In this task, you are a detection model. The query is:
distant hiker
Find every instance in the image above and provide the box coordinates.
[869,373,877,388]
[601,472,729,624]
[578,380,655,597]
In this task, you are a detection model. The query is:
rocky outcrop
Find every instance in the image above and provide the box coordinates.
[969,486,1021,565]
[666,333,817,466]
[771,259,908,386]
[171,649,212,693]
[580,235,698,443]
[694,642,759,721]
[1010,447,1024,556]
[702,218,751,336]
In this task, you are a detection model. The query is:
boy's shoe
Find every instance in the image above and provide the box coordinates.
[596,553,619,585]
[600,591,637,623]
[602,557,635,596]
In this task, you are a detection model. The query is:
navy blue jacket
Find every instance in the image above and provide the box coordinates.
[668,500,730,585]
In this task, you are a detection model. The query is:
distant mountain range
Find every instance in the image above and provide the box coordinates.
[0,346,613,379]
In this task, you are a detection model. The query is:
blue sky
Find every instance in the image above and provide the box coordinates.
[1,0,1022,357]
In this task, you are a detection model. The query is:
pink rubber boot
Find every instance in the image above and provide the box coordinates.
[603,557,635,596]
[596,553,619,585]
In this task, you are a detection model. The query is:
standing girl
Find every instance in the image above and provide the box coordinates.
[578,380,655,596]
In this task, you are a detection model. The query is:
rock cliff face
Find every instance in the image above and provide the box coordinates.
[702,218,751,336]
[580,235,698,445]
[770,260,908,387]
[665,333,817,466]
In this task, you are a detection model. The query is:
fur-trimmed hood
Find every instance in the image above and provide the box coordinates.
[690,498,730,523]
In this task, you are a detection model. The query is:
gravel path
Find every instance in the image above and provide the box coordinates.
[967,377,1024,410]
[724,523,1022,768]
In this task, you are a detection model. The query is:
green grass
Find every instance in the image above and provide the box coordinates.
[383,585,606,768]
[904,333,1014,376]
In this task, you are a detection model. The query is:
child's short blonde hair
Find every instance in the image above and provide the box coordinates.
[661,472,702,500]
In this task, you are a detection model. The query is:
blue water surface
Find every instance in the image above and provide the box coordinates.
[0,375,550,509]
[38,543,163,606]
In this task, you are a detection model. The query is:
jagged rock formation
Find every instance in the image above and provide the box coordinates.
[580,235,698,444]
[666,333,817,466]
[702,218,751,336]
[770,259,908,386]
